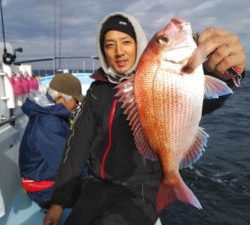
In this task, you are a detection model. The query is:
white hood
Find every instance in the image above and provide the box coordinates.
[96,12,147,84]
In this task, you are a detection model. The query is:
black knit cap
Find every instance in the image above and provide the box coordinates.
[100,15,136,52]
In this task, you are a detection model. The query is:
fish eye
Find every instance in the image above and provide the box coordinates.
[158,36,169,45]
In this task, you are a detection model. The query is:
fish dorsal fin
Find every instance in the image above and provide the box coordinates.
[115,75,158,161]
[204,75,233,99]
[180,127,209,169]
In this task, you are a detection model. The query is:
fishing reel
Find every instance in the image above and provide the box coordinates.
[2,47,23,65]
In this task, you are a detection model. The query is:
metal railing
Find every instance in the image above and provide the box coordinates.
[0,111,24,127]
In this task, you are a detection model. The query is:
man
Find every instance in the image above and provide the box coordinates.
[19,73,84,209]
[44,13,246,225]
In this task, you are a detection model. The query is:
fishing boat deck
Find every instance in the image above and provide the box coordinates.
[0,189,44,225]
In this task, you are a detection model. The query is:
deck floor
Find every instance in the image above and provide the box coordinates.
[0,189,44,225]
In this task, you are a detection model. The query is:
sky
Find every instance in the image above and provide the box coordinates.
[1,0,249,70]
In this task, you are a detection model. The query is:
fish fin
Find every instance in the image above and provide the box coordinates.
[182,44,207,74]
[180,127,209,169]
[115,75,158,161]
[156,174,202,213]
[204,75,233,99]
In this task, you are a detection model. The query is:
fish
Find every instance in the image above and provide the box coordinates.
[115,18,233,213]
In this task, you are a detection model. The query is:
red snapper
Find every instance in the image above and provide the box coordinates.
[116,18,232,213]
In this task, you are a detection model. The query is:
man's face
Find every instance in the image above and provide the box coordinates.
[103,30,136,75]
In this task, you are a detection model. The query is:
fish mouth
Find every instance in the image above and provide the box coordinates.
[171,18,186,24]
[171,18,189,26]
[171,18,191,33]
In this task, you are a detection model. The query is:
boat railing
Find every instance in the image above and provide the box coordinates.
[0,63,34,127]
[0,112,24,127]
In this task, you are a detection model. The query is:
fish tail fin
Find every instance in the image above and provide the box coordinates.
[156,175,202,213]
[156,182,176,213]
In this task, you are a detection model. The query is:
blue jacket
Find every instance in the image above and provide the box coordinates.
[19,94,71,182]
[19,94,72,207]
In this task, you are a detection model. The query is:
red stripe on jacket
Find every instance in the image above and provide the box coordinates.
[100,99,118,179]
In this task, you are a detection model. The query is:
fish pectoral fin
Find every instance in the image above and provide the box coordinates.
[133,126,158,161]
[115,74,158,161]
[181,44,207,74]
[180,127,209,169]
[204,75,233,99]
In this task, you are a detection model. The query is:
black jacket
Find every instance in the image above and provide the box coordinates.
[51,68,235,207]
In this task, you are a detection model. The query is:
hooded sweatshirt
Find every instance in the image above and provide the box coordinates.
[96,12,147,84]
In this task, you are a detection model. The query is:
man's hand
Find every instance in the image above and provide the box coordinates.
[197,27,246,80]
[44,204,63,225]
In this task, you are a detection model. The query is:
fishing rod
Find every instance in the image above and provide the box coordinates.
[0,0,23,65]
[0,0,12,65]
[14,56,99,65]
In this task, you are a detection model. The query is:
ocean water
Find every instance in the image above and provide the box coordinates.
[160,72,250,225]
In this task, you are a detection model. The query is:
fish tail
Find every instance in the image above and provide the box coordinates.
[156,175,202,213]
